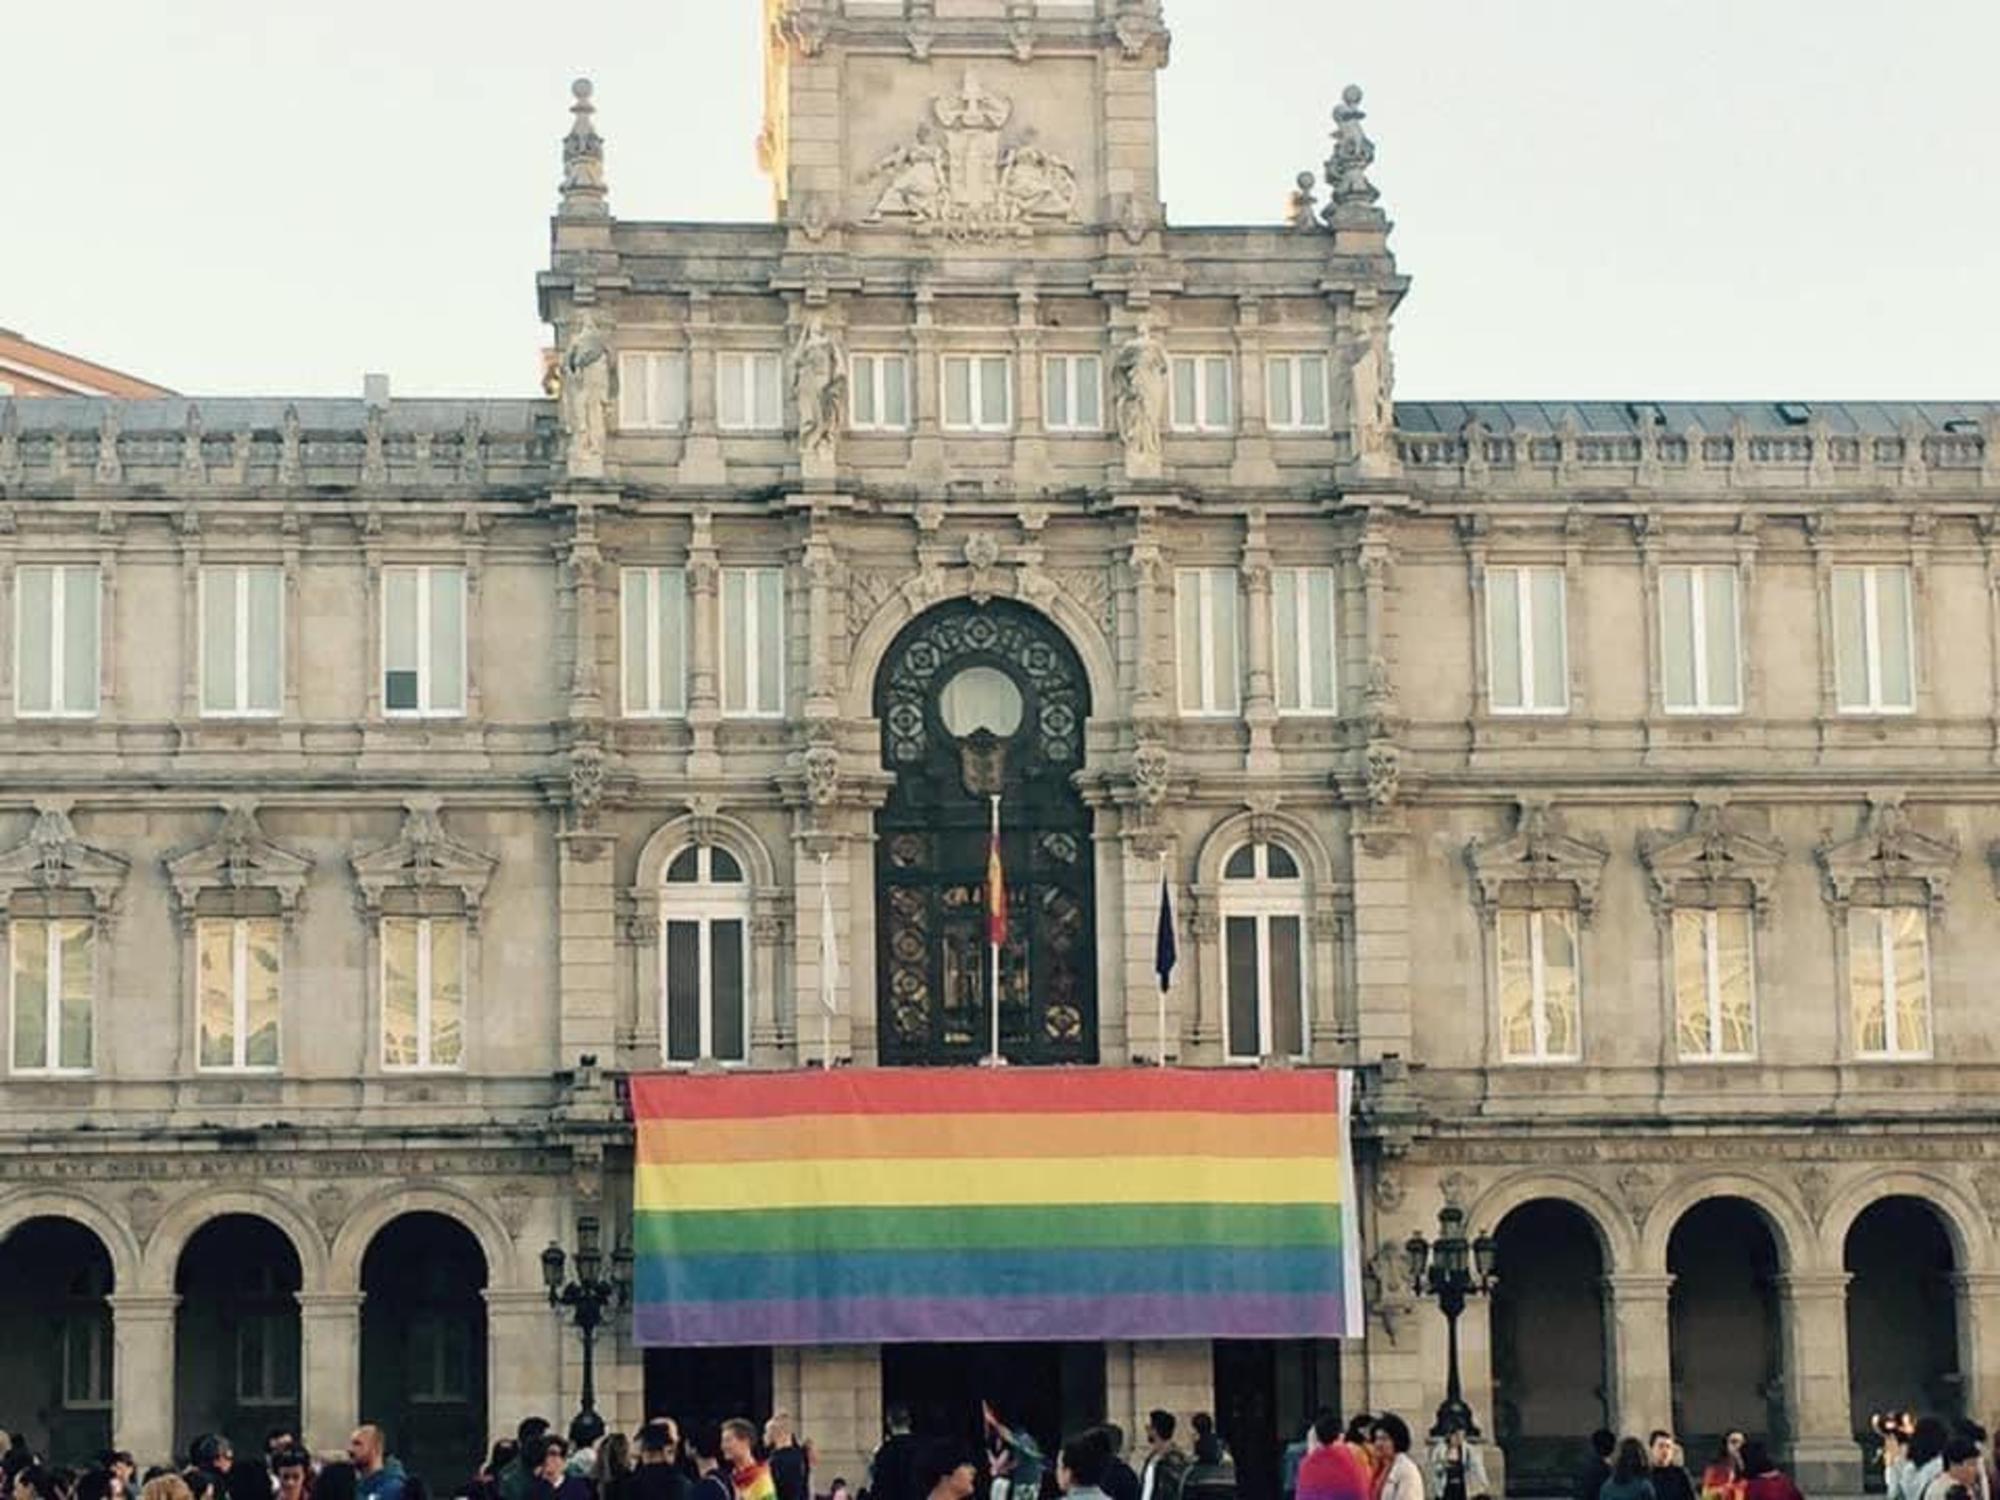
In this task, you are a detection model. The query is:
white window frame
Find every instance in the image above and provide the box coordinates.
[1850,905,1932,1061]
[1486,564,1570,716]
[380,915,465,1072]
[720,566,785,719]
[1833,564,1917,716]
[1272,565,1339,715]
[199,564,285,719]
[1264,353,1331,433]
[1672,906,1757,1061]
[659,845,752,1066]
[1176,567,1242,717]
[15,564,99,720]
[196,915,281,1073]
[1042,353,1103,434]
[849,352,912,433]
[381,564,467,719]
[715,350,784,432]
[1219,843,1310,1062]
[8,916,92,1076]
[941,353,1014,434]
[617,350,689,431]
[1498,907,1582,1064]
[61,1272,112,1410]
[621,566,690,719]
[1658,563,1743,715]
[1169,354,1235,433]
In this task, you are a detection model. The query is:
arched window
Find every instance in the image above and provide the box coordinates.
[660,844,750,1064]
[1220,840,1307,1061]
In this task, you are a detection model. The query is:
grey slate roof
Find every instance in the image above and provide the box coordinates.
[3,396,551,433]
[1394,400,1995,437]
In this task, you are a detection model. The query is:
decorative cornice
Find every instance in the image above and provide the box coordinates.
[350,797,499,925]
[1467,796,1610,923]
[1638,799,1786,919]
[165,800,312,922]
[1815,794,1958,918]
[0,800,129,915]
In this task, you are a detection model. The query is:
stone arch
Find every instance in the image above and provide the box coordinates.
[0,1187,141,1292]
[1193,808,1341,889]
[1817,1169,1988,1269]
[1640,1173,1812,1273]
[1466,1172,1638,1272]
[139,1186,328,1294]
[634,810,780,893]
[842,575,1119,728]
[327,1181,516,1294]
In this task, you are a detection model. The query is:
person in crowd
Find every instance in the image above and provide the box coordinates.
[469,1445,520,1500]
[980,1406,1041,1500]
[1282,1416,1327,1500]
[265,1441,295,1470]
[1878,1416,1918,1500]
[1367,1418,1420,1500]
[315,1464,358,1500]
[720,1423,773,1500]
[524,1439,586,1500]
[566,1419,604,1486]
[501,1426,553,1500]
[1597,1441,1653,1500]
[1925,1440,1985,1500]
[633,1424,687,1500]
[1059,1437,1114,1500]
[1647,1433,1694,1500]
[1698,1436,1744,1500]
[1737,1443,1802,1500]
[273,1453,312,1500]
[1137,1415,1185,1500]
[1297,1414,1370,1500]
[596,1436,635,1500]
[14,1468,61,1500]
[346,1430,403,1500]
[140,1480,193,1500]
[913,1445,975,1500]
[1908,1421,1955,1500]
[1575,1432,1616,1500]
[1093,1429,1137,1500]
[869,1406,919,1500]
[1426,1421,1488,1500]
[762,1416,807,1500]
[1948,1424,1989,1500]
[1181,1422,1234,1500]
[226,1454,271,1500]
[685,1428,730,1500]
[182,1468,220,1500]
[827,1483,849,1500]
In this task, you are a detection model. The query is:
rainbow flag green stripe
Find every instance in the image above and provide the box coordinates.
[629,1067,1361,1347]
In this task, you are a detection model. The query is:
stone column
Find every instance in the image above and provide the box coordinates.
[679,291,726,484]
[1954,1272,2000,1431]
[1241,520,1277,771]
[789,1344,878,1488]
[1348,816,1412,1061]
[488,1289,560,1444]
[559,829,619,1066]
[298,1291,365,1455]
[109,1292,179,1462]
[1601,1272,1674,1435]
[1775,1270,1855,1494]
[687,513,721,775]
[1126,1341,1213,1438]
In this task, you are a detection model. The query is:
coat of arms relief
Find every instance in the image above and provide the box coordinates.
[863,69,1081,239]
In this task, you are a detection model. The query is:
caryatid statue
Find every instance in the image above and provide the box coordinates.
[560,313,613,479]
[790,313,847,464]
[1111,321,1170,475]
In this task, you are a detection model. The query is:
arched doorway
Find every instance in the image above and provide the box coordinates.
[1488,1200,1608,1495]
[175,1215,303,1453]
[1846,1197,1961,1434]
[0,1217,115,1464]
[361,1213,489,1483]
[874,598,1095,1065]
[1668,1198,1782,1458]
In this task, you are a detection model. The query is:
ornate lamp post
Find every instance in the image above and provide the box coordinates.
[542,1213,634,1447]
[1404,1201,1499,1439]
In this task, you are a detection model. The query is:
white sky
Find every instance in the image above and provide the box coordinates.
[6,0,1996,401]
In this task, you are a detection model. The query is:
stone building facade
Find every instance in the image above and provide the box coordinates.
[3,1,1999,1493]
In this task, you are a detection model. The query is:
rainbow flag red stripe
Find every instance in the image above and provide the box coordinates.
[630,1068,1361,1346]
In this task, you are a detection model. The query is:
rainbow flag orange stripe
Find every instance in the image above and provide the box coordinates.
[630,1068,1361,1346]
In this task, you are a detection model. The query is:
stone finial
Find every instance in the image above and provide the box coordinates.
[1322,84,1385,228]
[1286,170,1319,229]
[95,407,123,485]
[180,405,207,484]
[560,77,608,218]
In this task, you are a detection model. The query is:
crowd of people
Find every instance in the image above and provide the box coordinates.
[0,1425,413,1500]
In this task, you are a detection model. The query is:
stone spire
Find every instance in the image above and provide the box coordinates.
[1322,84,1386,231]
[560,77,608,219]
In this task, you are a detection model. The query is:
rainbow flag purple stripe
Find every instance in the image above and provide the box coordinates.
[630,1068,1362,1346]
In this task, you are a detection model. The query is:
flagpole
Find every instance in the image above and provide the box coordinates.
[818,849,834,1072]
[988,792,1002,1067]
[1158,849,1170,1067]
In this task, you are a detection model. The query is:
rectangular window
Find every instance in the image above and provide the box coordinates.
[1849,906,1931,1059]
[1672,907,1755,1060]
[621,567,689,718]
[1832,564,1915,713]
[663,918,748,1064]
[1659,564,1742,714]
[849,353,911,432]
[9,917,93,1074]
[201,565,284,717]
[1170,355,1235,432]
[1273,566,1339,714]
[617,351,688,431]
[716,351,783,431]
[1175,567,1241,715]
[382,565,466,717]
[1497,908,1580,1062]
[15,565,100,718]
[1265,354,1330,432]
[942,355,1012,432]
[1487,565,1569,714]
[1042,354,1103,433]
[1224,913,1307,1061]
[381,915,466,1071]
[721,567,784,718]
[196,916,281,1071]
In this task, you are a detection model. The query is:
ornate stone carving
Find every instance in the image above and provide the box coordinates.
[790,313,846,464]
[1468,799,1610,924]
[559,313,612,479]
[166,801,312,927]
[180,406,207,484]
[1321,85,1382,225]
[1364,742,1401,810]
[863,70,1080,239]
[1615,1165,1661,1227]
[95,408,122,485]
[1133,741,1171,806]
[1817,795,1959,919]
[1111,321,1168,477]
[962,533,1003,602]
[560,78,608,217]
[308,1183,349,1245]
[1286,170,1319,229]
[0,801,130,918]
[1341,310,1398,476]
[494,1180,532,1240]
[1973,1164,2000,1228]
[847,567,905,649]
[1439,1171,1477,1210]
[124,1184,164,1244]
[1118,195,1151,246]
[1639,800,1786,919]
[779,2,829,56]
[804,744,841,807]
[278,404,303,485]
[362,405,388,486]
[459,409,485,485]
[351,798,499,923]
[568,744,607,830]
[1365,1238,1414,1343]
[1047,566,1115,641]
[1372,1168,1405,1212]
[1793,1165,1832,1226]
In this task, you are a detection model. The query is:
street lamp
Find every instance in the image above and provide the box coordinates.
[542,1213,634,1447]
[1404,1201,1499,1439]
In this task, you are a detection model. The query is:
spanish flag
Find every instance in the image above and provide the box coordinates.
[986,799,1008,949]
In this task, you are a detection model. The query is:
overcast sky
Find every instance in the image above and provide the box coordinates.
[7,0,1996,401]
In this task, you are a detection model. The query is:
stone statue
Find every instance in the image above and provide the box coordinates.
[1322,84,1381,223]
[1112,322,1169,472]
[1344,318,1397,472]
[789,313,847,462]
[868,128,948,222]
[560,314,612,479]
[1000,142,1078,222]
[1286,171,1319,229]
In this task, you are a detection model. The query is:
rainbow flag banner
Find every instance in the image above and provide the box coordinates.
[630,1067,1362,1346]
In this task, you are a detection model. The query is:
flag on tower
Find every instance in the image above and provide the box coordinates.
[986,799,1008,948]
[1154,867,1177,991]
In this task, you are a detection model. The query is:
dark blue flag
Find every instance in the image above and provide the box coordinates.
[1154,869,1177,991]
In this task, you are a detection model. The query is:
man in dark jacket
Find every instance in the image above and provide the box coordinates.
[1648,1433,1696,1500]
[869,1406,920,1500]
[764,1414,809,1500]
[638,1424,692,1500]
[1574,1431,1615,1500]
[1097,1427,1139,1500]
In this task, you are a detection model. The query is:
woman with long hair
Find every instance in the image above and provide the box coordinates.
[1738,1443,1803,1500]
[1699,1435,1745,1500]
[1598,1442,1655,1500]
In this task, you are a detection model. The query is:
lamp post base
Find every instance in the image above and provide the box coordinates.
[1429,1396,1480,1441]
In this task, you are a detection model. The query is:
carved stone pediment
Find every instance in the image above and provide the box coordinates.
[351,797,499,925]
[1638,801,1785,917]
[0,800,129,915]
[1816,795,1958,917]
[166,800,312,923]
[1467,797,1610,923]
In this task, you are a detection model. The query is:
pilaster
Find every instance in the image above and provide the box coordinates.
[487,1289,562,1450]
[298,1290,365,1455]
[1953,1271,2000,1428]
[1601,1272,1674,1434]
[108,1292,178,1462]
[1774,1269,1856,1494]
[559,831,619,1065]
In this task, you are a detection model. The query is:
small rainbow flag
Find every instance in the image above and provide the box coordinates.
[630,1067,1361,1346]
